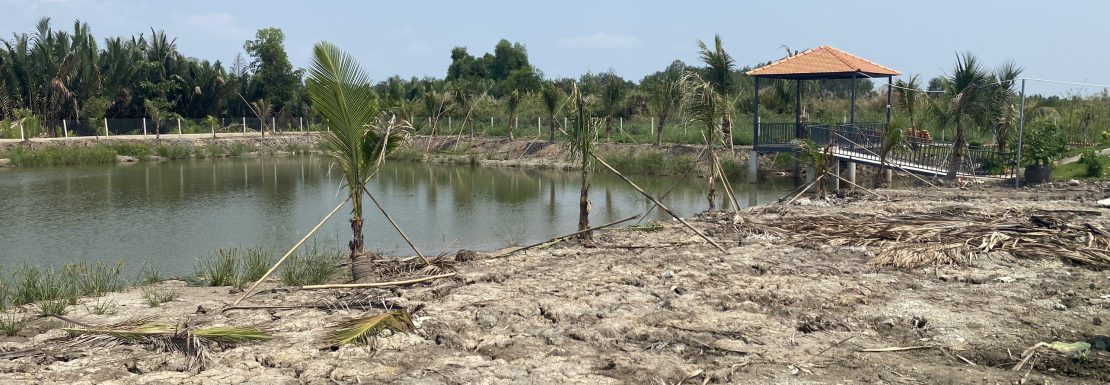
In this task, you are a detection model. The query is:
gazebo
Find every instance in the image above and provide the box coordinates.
[744,46,901,183]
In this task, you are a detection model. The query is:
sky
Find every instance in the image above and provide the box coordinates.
[2,0,1109,95]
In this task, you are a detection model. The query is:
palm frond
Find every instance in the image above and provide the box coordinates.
[326,310,415,346]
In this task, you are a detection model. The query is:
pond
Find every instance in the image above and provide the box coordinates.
[0,156,792,276]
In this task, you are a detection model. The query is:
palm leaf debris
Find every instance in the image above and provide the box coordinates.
[734,208,1109,269]
[326,309,414,347]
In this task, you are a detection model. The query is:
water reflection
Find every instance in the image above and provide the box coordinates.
[0,156,792,275]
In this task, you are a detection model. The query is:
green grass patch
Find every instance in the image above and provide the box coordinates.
[599,149,695,176]
[280,244,344,286]
[194,246,275,288]
[0,145,117,166]
[155,144,193,160]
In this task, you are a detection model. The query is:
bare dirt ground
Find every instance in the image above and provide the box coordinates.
[1,184,1108,384]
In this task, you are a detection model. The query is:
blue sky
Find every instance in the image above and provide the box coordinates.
[3,0,1108,94]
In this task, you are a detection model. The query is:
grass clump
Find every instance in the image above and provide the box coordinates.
[600,149,695,176]
[141,286,180,307]
[226,142,256,157]
[155,144,193,159]
[281,246,343,286]
[85,297,118,315]
[0,313,26,336]
[36,298,69,316]
[195,247,274,288]
[137,262,163,285]
[67,261,125,297]
[11,265,75,306]
[386,147,424,162]
[1,145,117,166]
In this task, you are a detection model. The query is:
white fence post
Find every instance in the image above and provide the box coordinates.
[19,123,25,141]
[142,118,148,137]
[272,117,276,133]
[448,116,452,131]
[177,118,183,137]
[299,117,304,132]
[242,117,247,134]
[564,117,567,131]
[651,117,655,135]
[537,117,541,136]
[104,118,109,138]
[212,120,216,139]
[63,119,69,138]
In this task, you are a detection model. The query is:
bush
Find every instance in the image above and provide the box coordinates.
[1021,118,1068,166]
[1079,151,1105,178]
[1,146,117,166]
[195,247,274,288]
[155,144,193,159]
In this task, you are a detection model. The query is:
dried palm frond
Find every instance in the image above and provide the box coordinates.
[326,310,414,347]
[64,321,271,370]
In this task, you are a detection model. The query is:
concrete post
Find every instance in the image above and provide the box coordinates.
[747,151,758,184]
[63,119,69,138]
[650,117,655,135]
[104,118,109,138]
[242,117,247,134]
[177,118,183,137]
[300,117,304,132]
[19,123,25,141]
[272,117,276,133]
[142,118,148,137]
[846,162,856,188]
[448,116,452,131]
[537,117,541,136]
[805,165,815,184]
[832,161,842,191]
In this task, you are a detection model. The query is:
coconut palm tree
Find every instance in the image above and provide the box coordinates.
[644,63,684,147]
[930,53,992,179]
[306,41,403,282]
[696,34,736,151]
[989,61,1023,154]
[599,74,625,141]
[683,72,726,210]
[539,81,562,142]
[567,82,599,240]
[894,75,922,129]
[875,117,908,187]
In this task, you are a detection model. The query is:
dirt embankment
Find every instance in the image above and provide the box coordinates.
[1,184,1108,384]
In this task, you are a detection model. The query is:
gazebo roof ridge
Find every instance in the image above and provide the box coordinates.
[745,45,901,79]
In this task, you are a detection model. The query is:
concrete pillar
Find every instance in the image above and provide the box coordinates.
[805,165,815,184]
[832,161,841,191]
[792,158,801,185]
[747,151,758,184]
[846,162,857,188]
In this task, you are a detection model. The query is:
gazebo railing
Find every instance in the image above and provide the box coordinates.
[807,124,1016,178]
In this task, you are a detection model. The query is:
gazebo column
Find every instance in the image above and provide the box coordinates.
[886,76,893,126]
[794,78,802,184]
[850,73,857,127]
[749,77,760,184]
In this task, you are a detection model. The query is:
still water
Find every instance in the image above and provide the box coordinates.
[0,156,791,276]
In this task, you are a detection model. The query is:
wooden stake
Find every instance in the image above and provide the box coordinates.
[302,272,456,290]
[592,152,726,252]
[231,195,350,307]
[493,214,640,259]
[784,174,824,206]
[364,188,431,266]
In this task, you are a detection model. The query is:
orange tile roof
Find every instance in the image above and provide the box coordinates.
[746,46,900,78]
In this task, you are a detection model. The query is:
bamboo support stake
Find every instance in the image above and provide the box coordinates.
[714,156,742,211]
[636,147,707,225]
[364,188,431,266]
[784,174,824,206]
[230,196,350,307]
[493,214,640,259]
[302,273,456,290]
[591,152,726,252]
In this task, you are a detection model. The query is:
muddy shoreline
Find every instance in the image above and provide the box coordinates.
[0,185,1107,384]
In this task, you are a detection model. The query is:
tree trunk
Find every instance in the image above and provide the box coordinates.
[655,114,666,147]
[948,120,965,179]
[706,147,718,211]
[577,175,592,241]
[508,113,515,140]
[348,218,373,282]
[722,114,733,151]
[549,116,556,142]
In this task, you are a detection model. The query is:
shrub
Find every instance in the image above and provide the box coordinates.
[155,144,193,159]
[107,142,151,157]
[1079,151,1105,178]
[1021,118,1068,166]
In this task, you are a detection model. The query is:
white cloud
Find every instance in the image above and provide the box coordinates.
[557,33,640,48]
